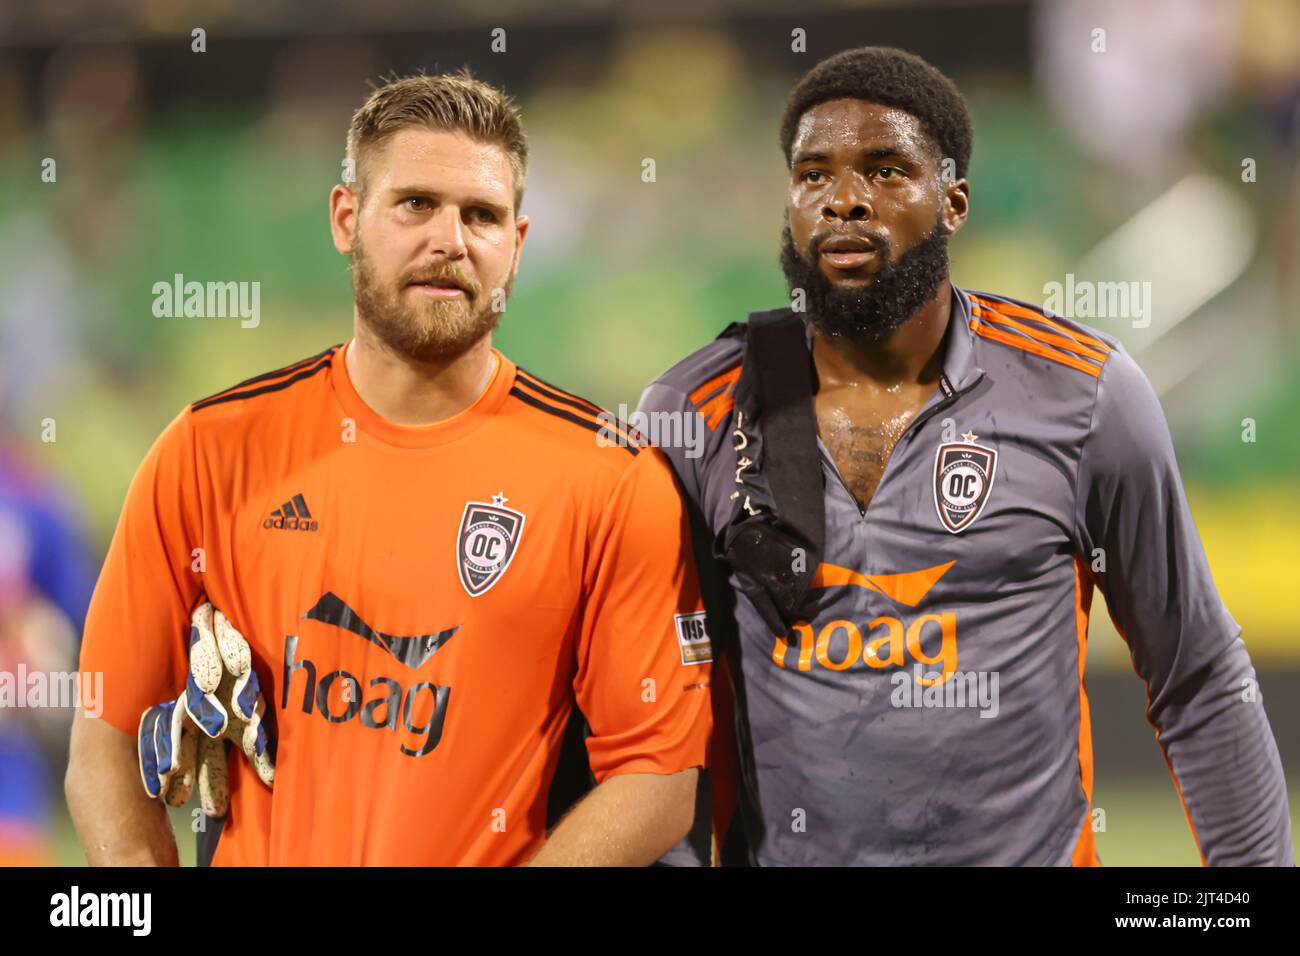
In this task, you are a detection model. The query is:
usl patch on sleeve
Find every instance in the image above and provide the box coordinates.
[673,611,713,665]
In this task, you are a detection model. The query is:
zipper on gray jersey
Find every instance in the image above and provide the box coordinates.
[826,371,980,518]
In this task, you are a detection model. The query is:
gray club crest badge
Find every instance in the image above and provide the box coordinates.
[933,432,997,534]
[457,493,526,596]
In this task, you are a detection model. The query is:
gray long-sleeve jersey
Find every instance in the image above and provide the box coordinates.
[638,284,1292,866]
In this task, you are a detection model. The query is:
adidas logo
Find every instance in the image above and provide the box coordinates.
[264,493,319,532]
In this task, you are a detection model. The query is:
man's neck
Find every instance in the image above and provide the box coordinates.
[810,283,952,389]
[345,320,498,426]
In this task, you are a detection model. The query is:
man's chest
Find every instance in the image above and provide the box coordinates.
[712,410,1087,696]
[706,398,1088,617]
[207,451,585,687]
[812,375,942,512]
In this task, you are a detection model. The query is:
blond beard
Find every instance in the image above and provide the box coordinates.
[350,236,512,363]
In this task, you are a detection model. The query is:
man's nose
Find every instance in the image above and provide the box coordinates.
[425,205,468,259]
[821,173,872,222]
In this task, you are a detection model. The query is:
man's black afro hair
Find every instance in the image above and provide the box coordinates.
[780,46,973,179]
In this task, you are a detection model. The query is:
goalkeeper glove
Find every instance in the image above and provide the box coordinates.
[138,602,275,816]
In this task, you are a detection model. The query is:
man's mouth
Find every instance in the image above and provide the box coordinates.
[818,235,879,271]
[408,277,470,299]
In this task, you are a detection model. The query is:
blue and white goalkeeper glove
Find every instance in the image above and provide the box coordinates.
[138,602,275,816]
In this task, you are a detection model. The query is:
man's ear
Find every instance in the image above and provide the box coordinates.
[511,214,530,279]
[330,184,360,254]
[942,179,970,236]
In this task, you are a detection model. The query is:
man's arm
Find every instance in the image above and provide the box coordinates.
[66,708,178,866]
[70,409,206,865]
[526,768,696,866]
[551,446,713,866]
[637,371,748,868]
[1077,348,1293,865]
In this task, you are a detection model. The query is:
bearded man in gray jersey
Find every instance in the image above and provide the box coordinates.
[642,46,1292,866]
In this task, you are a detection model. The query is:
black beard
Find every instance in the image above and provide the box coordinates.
[780,217,951,343]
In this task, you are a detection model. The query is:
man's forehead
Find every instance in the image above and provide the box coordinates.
[373,128,513,196]
[793,99,928,154]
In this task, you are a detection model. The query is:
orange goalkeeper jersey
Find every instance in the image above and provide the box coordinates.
[79,341,712,866]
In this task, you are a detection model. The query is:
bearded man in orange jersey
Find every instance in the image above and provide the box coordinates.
[66,71,713,867]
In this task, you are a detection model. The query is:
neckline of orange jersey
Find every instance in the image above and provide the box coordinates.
[330,340,515,449]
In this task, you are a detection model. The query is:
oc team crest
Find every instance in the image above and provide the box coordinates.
[457,493,526,596]
[933,432,997,534]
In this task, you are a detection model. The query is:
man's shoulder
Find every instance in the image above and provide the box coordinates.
[962,287,1169,451]
[503,363,649,476]
[645,328,746,398]
[962,287,1127,387]
[640,328,746,421]
[128,345,344,472]
[184,344,341,436]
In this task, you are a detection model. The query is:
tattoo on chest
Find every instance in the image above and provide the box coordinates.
[818,409,916,512]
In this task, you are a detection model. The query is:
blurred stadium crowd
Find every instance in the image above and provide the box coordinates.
[0,0,1296,864]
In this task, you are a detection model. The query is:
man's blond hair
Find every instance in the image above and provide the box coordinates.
[345,69,528,212]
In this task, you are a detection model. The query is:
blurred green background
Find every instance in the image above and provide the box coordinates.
[0,0,1297,865]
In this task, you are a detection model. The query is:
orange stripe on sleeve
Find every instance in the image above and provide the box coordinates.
[969,294,1111,354]
[689,365,742,432]
[687,365,741,407]
[969,317,1102,378]
[972,302,1110,364]
[1111,612,1210,867]
[1071,558,1100,867]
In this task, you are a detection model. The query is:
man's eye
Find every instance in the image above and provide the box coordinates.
[801,170,825,184]
[876,167,900,180]
[406,197,430,211]
[469,208,498,223]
